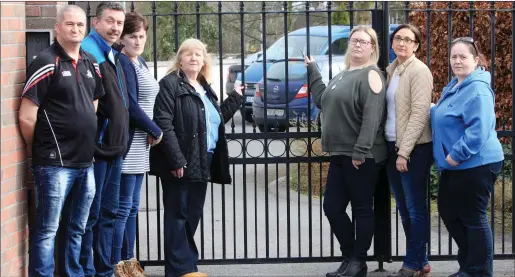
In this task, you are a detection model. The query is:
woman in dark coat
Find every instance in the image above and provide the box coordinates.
[149,38,243,277]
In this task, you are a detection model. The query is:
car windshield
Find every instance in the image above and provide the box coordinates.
[259,35,328,61]
[265,60,307,81]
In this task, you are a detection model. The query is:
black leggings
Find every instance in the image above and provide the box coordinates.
[323,155,380,260]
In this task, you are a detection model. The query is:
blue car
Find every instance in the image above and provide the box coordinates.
[237,25,399,123]
[236,25,352,122]
[252,55,346,132]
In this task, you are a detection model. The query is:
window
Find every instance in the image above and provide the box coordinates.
[328,38,348,55]
[261,35,328,61]
[265,60,307,81]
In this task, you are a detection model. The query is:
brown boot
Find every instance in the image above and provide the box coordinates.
[180,272,208,277]
[114,261,130,277]
[123,258,146,277]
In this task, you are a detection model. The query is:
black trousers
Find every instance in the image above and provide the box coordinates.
[323,155,380,260]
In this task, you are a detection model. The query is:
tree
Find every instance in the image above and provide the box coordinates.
[409,1,513,131]
[331,2,350,25]
[136,2,218,61]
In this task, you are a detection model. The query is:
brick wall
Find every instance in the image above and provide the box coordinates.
[1,2,29,276]
[25,1,60,30]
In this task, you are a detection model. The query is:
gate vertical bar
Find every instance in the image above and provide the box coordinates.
[304,0,313,258]
[489,1,496,251]
[446,1,454,256]
[425,0,432,260]
[239,1,249,259]
[283,0,292,259]
[173,3,179,53]
[196,2,201,39]
[372,1,392,270]
[326,0,333,258]
[261,1,270,259]
[404,1,409,23]
[350,2,354,29]
[86,2,91,32]
[150,2,162,260]
[446,2,452,255]
[469,2,474,39]
[217,1,227,260]
[151,2,158,79]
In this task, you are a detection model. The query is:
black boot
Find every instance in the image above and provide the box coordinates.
[326,259,350,277]
[339,259,367,277]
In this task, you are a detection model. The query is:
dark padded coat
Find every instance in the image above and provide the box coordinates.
[149,70,243,184]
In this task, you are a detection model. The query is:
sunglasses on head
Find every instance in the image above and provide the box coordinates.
[452,37,479,56]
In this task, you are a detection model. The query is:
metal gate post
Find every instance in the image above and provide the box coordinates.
[372,1,392,272]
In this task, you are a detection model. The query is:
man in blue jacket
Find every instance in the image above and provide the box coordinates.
[74,2,129,277]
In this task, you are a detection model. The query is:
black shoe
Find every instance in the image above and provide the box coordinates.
[326,259,350,277]
[339,259,367,277]
[388,268,417,277]
[448,272,468,277]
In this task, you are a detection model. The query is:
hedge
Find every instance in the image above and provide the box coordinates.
[409,1,513,132]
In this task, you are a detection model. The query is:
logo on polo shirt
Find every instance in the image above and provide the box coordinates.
[49,151,56,159]
[62,70,72,77]
[86,70,93,79]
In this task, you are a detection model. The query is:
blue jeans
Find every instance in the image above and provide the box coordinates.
[386,142,433,271]
[438,162,502,277]
[29,165,95,277]
[80,156,123,277]
[112,173,144,264]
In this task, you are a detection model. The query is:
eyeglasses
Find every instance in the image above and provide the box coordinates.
[349,38,373,47]
[452,37,479,56]
[392,36,416,45]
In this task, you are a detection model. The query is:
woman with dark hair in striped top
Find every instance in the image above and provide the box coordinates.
[113,12,162,277]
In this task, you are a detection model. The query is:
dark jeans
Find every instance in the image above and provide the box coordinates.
[386,142,433,271]
[438,161,503,277]
[30,165,95,277]
[112,173,144,264]
[323,155,380,261]
[161,153,212,277]
[162,180,208,277]
[80,156,123,277]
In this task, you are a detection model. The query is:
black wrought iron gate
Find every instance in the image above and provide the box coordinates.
[69,1,514,268]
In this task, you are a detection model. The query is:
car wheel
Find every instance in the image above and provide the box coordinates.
[257,125,287,133]
[257,124,269,133]
[240,109,253,123]
[275,125,287,132]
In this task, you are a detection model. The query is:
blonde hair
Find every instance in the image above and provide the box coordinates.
[343,26,380,69]
[166,38,212,84]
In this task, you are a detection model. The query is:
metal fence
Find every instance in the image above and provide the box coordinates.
[70,1,515,269]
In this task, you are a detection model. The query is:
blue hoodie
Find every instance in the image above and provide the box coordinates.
[430,67,504,171]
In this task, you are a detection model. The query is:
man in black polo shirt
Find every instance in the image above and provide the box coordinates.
[18,5,104,277]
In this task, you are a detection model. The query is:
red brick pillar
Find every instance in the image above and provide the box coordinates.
[26,1,59,30]
[1,2,29,276]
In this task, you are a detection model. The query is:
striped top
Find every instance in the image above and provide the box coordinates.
[121,59,160,174]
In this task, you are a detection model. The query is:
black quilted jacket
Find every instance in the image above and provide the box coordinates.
[149,71,243,184]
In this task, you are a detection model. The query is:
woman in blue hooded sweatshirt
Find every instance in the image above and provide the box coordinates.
[431,37,504,277]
